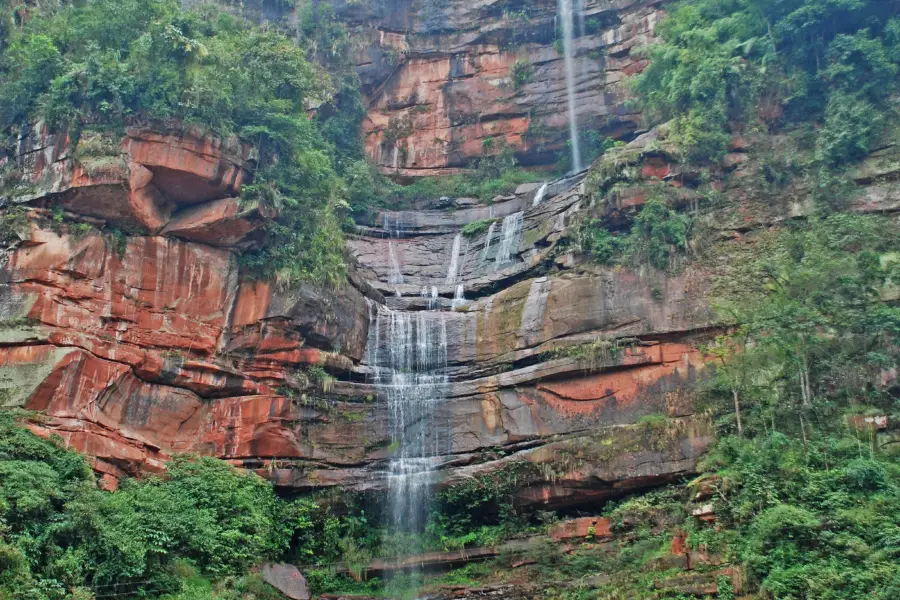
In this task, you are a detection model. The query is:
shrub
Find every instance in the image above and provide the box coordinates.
[462,218,496,238]
[0,412,298,598]
[623,196,689,270]
[573,218,622,264]
[509,59,533,90]
[0,0,349,286]
[631,0,900,167]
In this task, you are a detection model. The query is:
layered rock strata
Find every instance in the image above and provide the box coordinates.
[1,122,718,506]
[190,0,664,176]
[352,0,664,176]
[13,114,898,505]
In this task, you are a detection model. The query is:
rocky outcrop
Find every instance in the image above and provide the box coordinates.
[3,123,268,244]
[0,125,371,483]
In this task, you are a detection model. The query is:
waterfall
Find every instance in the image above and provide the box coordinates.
[446,234,462,284]
[388,241,404,297]
[533,182,548,207]
[366,302,449,537]
[575,0,586,39]
[495,212,524,266]
[481,221,497,262]
[558,0,582,172]
[451,284,466,309]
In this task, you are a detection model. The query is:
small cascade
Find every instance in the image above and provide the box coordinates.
[446,234,462,284]
[558,0,582,172]
[451,284,466,309]
[533,182,548,207]
[481,221,498,262]
[495,211,524,267]
[421,286,440,309]
[388,241,404,297]
[365,300,449,537]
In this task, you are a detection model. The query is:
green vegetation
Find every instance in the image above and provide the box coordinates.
[685,213,900,598]
[633,0,900,168]
[0,0,352,285]
[0,411,298,599]
[509,59,533,90]
[573,192,690,270]
[346,143,543,209]
[0,205,28,245]
[461,218,497,238]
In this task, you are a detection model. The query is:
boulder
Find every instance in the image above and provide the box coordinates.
[260,563,310,600]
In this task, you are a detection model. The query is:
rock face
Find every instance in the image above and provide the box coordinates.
[17,114,895,508]
[196,0,663,177]
[0,124,372,483]
[0,0,743,508]
[0,119,718,507]
[348,0,663,176]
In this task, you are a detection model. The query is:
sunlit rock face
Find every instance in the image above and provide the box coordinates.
[0,123,374,486]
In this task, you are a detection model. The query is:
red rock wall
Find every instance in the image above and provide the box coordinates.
[0,125,373,487]
[350,0,665,176]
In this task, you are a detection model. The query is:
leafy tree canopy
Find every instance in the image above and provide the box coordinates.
[0,0,355,285]
[633,0,900,164]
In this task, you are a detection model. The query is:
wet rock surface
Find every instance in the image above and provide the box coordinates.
[0,117,723,505]
[11,114,893,507]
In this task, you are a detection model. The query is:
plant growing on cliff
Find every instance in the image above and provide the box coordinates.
[632,0,900,168]
[461,218,496,238]
[509,59,534,90]
[0,205,29,245]
[0,0,352,286]
[622,195,690,270]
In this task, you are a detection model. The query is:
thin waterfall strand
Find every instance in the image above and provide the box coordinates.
[451,284,466,309]
[533,182,548,207]
[388,241,404,297]
[481,221,497,262]
[559,0,582,172]
[446,234,462,284]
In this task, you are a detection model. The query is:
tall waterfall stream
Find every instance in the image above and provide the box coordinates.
[365,300,450,538]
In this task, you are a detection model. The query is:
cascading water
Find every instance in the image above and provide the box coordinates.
[495,211,524,266]
[575,0,586,39]
[451,284,466,309]
[366,302,449,537]
[533,182,548,207]
[446,234,462,284]
[388,241,404,296]
[481,221,497,262]
[385,213,405,297]
[558,0,582,172]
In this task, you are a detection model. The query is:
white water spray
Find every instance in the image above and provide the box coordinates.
[533,182,548,207]
[366,303,449,535]
[495,212,524,267]
[558,0,582,172]
[446,234,462,284]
